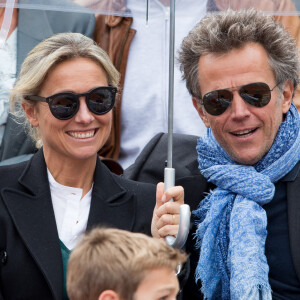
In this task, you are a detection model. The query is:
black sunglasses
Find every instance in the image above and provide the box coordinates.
[199,82,279,116]
[25,86,117,120]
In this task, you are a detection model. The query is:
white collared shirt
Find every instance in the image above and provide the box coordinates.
[48,169,92,250]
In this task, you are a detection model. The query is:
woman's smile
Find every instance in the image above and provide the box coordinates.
[67,129,97,139]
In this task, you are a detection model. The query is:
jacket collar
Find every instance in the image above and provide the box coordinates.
[87,157,136,231]
[2,149,134,300]
[17,148,50,194]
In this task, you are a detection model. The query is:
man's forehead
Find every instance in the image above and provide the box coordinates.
[197,43,274,93]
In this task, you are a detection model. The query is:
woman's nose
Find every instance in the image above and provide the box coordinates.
[74,97,94,124]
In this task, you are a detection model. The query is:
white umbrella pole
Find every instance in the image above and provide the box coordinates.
[164,0,190,249]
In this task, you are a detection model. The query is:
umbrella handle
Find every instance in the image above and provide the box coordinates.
[164,168,190,248]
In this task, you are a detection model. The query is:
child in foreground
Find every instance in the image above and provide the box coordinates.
[67,227,187,300]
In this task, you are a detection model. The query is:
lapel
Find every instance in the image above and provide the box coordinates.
[287,161,300,281]
[87,158,137,231]
[1,150,63,300]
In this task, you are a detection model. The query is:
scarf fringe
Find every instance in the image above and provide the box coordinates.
[233,283,272,300]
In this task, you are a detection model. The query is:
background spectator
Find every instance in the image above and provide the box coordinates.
[94,0,208,169]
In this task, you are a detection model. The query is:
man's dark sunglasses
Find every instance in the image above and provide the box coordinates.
[25,86,117,120]
[199,82,279,116]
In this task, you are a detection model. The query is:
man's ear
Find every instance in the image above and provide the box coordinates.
[98,290,122,300]
[192,97,210,128]
[281,80,294,114]
[22,102,39,127]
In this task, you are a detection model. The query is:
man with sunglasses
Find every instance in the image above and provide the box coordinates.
[125,8,300,300]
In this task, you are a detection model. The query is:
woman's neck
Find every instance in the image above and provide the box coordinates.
[44,150,97,198]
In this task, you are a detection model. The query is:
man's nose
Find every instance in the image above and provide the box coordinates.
[74,97,94,124]
[229,92,251,119]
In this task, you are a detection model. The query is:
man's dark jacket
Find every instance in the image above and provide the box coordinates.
[124,132,300,300]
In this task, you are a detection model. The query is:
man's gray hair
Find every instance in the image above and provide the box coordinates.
[178,9,300,99]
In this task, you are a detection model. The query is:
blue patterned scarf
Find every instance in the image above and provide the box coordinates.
[194,103,300,299]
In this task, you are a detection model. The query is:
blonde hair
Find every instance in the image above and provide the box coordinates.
[67,227,187,300]
[10,32,120,148]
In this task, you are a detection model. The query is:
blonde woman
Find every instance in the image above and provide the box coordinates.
[0,33,184,300]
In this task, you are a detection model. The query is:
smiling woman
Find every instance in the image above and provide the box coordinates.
[23,57,114,193]
[10,33,120,196]
[0,32,185,300]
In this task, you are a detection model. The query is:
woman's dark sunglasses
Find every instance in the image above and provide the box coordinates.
[199,82,279,116]
[25,86,117,120]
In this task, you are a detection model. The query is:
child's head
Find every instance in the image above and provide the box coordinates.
[67,227,187,300]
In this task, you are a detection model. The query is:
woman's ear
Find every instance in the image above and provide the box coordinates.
[22,102,39,127]
[192,97,210,128]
